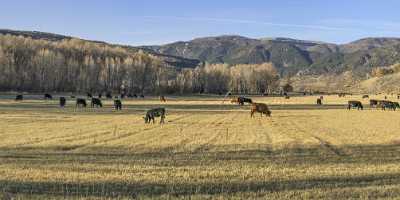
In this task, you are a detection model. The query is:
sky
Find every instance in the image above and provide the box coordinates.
[1,0,400,46]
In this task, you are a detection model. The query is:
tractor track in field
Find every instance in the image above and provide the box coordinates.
[312,135,347,157]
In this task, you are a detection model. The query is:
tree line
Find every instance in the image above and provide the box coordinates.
[0,34,280,95]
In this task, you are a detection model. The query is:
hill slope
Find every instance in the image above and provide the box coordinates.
[143,36,400,75]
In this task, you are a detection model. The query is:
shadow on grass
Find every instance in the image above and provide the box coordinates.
[1,172,400,198]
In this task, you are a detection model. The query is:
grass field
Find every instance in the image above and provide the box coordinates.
[1,95,400,199]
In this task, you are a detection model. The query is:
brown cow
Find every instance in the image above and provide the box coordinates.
[160,95,166,102]
[250,103,271,118]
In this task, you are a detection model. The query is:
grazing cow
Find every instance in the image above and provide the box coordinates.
[316,98,322,105]
[44,93,52,100]
[160,95,166,102]
[87,93,93,98]
[133,94,138,98]
[348,101,363,110]
[15,95,23,101]
[91,98,103,108]
[379,101,398,111]
[144,107,166,124]
[362,95,369,99]
[370,99,379,108]
[76,98,87,107]
[114,99,122,110]
[106,93,112,99]
[140,94,145,98]
[59,97,66,107]
[231,97,252,106]
[250,103,271,118]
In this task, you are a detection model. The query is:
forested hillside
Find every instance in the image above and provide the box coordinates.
[0,33,279,94]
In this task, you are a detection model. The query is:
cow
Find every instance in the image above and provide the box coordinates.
[127,94,133,98]
[106,93,112,99]
[160,95,166,102]
[362,95,369,99]
[76,98,87,107]
[70,95,76,99]
[140,94,145,98]
[144,107,166,124]
[87,93,93,98]
[59,97,66,107]
[319,96,324,100]
[114,99,122,110]
[370,99,379,108]
[338,93,346,97]
[15,95,23,101]
[316,98,322,105]
[250,103,271,118]
[133,94,138,98]
[285,95,290,99]
[120,93,126,99]
[231,97,252,106]
[98,93,102,98]
[348,101,363,110]
[91,98,103,108]
[379,101,398,111]
[44,93,53,100]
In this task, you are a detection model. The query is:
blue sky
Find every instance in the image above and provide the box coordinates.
[1,0,400,45]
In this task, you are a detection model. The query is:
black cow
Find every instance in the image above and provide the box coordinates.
[87,93,93,98]
[348,101,363,110]
[380,101,398,111]
[59,97,66,107]
[140,94,145,98]
[15,95,23,101]
[133,94,138,98]
[370,99,379,108]
[144,107,166,124]
[76,98,87,107]
[91,98,103,108]
[44,93,53,100]
[114,99,122,110]
[238,97,252,106]
[98,93,102,98]
[70,95,76,99]
[316,98,322,105]
[106,93,112,99]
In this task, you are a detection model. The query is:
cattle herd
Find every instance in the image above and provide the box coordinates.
[11,93,400,124]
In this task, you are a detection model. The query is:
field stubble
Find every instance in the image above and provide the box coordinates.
[1,95,400,199]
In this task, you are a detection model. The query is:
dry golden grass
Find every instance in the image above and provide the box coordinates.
[1,95,400,199]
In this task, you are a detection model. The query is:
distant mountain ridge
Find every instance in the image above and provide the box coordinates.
[142,35,400,76]
[2,29,400,77]
[0,29,200,69]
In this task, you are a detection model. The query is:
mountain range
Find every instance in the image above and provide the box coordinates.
[2,29,400,77]
[142,35,400,76]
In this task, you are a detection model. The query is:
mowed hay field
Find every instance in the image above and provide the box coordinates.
[1,95,400,199]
